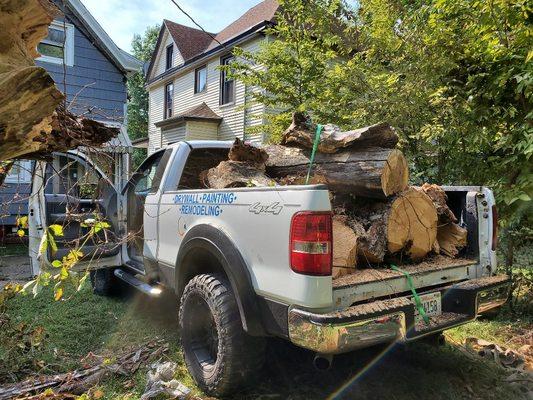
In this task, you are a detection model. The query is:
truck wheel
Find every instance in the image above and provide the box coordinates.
[179,274,265,396]
[90,268,118,296]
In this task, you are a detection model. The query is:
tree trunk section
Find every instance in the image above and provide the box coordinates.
[419,183,457,223]
[350,187,438,263]
[437,223,467,257]
[281,112,398,153]
[265,145,409,199]
[332,215,358,268]
[204,161,276,188]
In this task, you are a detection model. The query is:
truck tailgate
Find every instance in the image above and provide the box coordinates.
[332,256,477,309]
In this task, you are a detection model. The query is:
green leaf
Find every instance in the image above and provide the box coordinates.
[51,260,62,268]
[38,233,49,255]
[48,232,58,255]
[48,224,64,237]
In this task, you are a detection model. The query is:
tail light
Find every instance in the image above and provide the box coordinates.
[491,205,498,251]
[290,212,332,276]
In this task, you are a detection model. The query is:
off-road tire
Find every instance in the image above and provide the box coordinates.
[90,268,118,296]
[179,273,265,396]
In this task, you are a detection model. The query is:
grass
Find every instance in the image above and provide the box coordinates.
[1,244,530,399]
[0,284,529,400]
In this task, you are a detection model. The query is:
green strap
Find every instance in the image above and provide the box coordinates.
[391,264,430,324]
[305,124,323,185]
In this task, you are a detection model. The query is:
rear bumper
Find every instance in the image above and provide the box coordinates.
[288,275,510,355]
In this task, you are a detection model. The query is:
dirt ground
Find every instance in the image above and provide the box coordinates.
[0,255,32,289]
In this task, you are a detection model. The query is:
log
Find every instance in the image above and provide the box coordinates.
[437,223,467,257]
[332,215,358,268]
[0,0,118,161]
[265,145,409,199]
[228,138,268,166]
[281,112,398,153]
[351,187,438,263]
[419,183,457,223]
[204,160,276,188]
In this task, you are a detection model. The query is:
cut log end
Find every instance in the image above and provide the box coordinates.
[438,223,467,257]
[381,149,409,197]
[387,187,438,260]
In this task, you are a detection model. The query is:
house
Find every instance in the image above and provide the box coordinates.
[0,0,141,238]
[145,0,279,153]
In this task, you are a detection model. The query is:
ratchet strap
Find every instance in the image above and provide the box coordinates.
[305,124,323,185]
[390,264,430,324]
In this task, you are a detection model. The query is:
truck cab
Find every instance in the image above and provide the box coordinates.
[29,141,511,396]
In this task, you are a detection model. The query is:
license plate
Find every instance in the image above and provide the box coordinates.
[413,292,441,323]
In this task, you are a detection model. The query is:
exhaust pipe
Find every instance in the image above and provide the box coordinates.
[313,353,333,371]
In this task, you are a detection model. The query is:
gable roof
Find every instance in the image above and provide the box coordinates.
[164,20,213,61]
[147,0,278,80]
[63,0,142,74]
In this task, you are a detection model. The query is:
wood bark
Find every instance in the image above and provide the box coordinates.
[437,222,467,257]
[419,183,457,223]
[265,145,409,199]
[228,138,268,166]
[204,160,276,188]
[332,215,358,268]
[281,112,398,153]
[0,0,118,161]
[350,187,438,263]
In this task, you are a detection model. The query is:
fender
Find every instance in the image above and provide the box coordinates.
[175,224,265,336]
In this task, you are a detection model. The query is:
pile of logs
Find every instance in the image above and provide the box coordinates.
[203,112,467,276]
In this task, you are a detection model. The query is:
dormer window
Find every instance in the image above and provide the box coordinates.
[37,20,74,66]
[165,44,173,70]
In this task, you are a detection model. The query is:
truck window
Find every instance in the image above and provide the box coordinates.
[133,149,171,195]
[177,148,229,190]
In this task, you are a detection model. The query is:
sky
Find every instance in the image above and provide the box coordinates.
[81,0,264,53]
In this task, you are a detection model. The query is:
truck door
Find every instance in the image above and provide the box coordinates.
[29,151,121,275]
[121,148,172,273]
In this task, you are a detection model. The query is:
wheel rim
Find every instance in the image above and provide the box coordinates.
[183,293,219,372]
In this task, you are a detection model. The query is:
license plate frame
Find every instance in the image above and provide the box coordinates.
[412,291,442,323]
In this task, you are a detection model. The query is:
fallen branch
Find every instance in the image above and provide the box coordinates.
[0,340,169,399]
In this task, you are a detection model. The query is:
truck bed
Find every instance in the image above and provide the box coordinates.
[332,256,478,309]
[332,256,477,287]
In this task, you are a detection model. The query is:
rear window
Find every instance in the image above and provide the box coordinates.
[177,148,229,190]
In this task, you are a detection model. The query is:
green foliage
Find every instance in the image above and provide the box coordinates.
[228,0,358,141]
[127,25,159,168]
[231,0,532,228]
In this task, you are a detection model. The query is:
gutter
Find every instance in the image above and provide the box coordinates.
[65,0,142,74]
[145,21,272,88]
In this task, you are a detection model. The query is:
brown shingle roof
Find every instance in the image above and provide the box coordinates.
[206,0,278,51]
[149,0,279,80]
[154,102,221,128]
[164,20,213,61]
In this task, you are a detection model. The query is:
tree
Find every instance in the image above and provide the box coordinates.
[229,0,358,141]
[231,0,531,250]
[346,0,532,236]
[127,25,160,168]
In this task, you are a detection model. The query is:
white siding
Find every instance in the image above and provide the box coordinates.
[150,29,184,80]
[148,84,164,154]
[187,121,218,140]
[148,35,267,152]
[161,124,186,145]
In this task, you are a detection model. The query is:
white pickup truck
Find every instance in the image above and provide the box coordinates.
[29,141,510,396]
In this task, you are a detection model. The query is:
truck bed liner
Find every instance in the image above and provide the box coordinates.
[332,256,477,288]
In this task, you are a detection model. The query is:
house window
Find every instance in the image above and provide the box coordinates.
[37,20,74,66]
[220,55,235,105]
[4,161,32,184]
[166,44,173,70]
[194,65,207,93]
[164,82,174,119]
